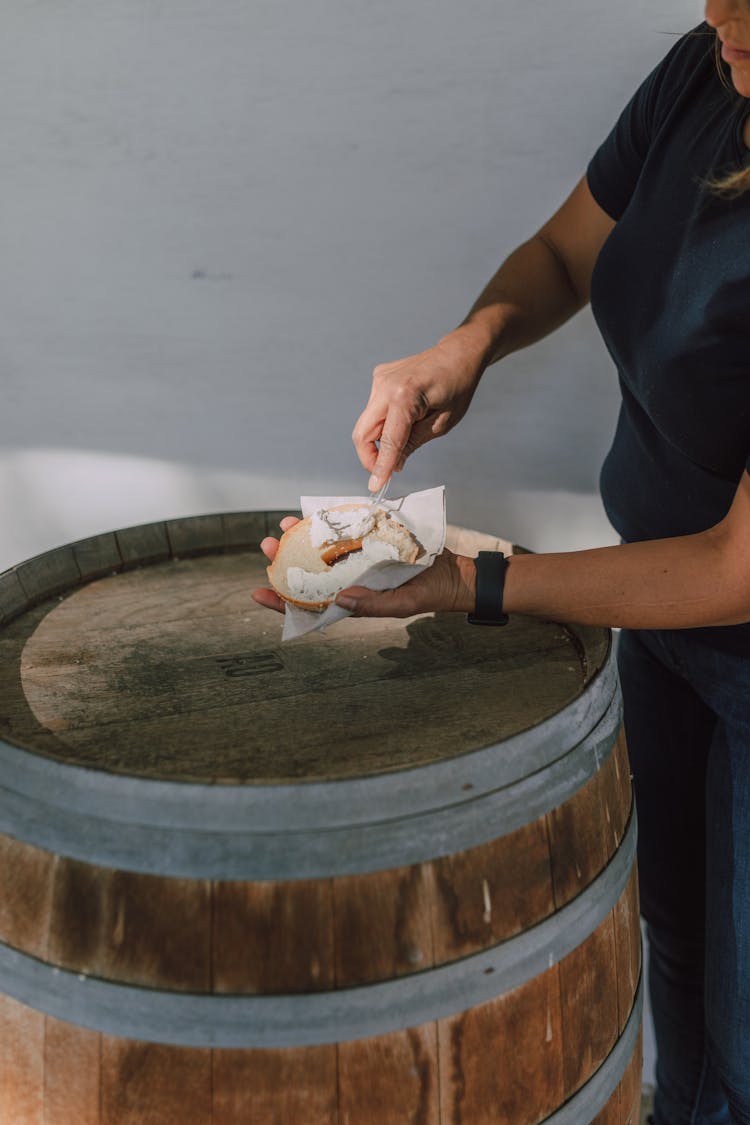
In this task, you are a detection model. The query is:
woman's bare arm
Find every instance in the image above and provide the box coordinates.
[457,175,616,364]
[353,176,616,488]
[498,470,750,630]
[322,470,750,633]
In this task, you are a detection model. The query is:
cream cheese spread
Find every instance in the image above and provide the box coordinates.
[287,538,399,603]
[309,506,377,548]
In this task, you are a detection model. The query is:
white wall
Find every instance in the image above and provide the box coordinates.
[0,0,701,571]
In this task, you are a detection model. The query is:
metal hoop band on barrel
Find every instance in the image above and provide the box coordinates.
[0,804,636,1049]
[0,653,619,879]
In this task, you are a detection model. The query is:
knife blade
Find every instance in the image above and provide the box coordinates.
[367,477,390,511]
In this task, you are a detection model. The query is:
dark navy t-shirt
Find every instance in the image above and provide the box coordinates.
[587,24,750,650]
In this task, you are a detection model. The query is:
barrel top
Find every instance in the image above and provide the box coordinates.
[0,513,609,784]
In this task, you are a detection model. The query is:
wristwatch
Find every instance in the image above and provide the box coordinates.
[467,550,509,626]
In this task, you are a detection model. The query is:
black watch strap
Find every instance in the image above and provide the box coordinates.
[467,551,509,626]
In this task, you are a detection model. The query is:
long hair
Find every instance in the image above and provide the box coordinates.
[708,33,750,196]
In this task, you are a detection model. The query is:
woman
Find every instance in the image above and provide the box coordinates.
[254,4,750,1121]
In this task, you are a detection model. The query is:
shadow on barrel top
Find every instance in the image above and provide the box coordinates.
[377,611,585,686]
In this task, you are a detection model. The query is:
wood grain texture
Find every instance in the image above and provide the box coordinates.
[71,533,122,582]
[437,965,565,1125]
[100,1040,212,1125]
[115,521,171,567]
[0,993,45,1125]
[591,1083,622,1125]
[165,514,230,557]
[221,510,268,548]
[212,878,335,993]
[546,764,609,910]
[430,818,554,963]
[333,864,434,986]
[613,729,634,835]
[0,569,27,626]
[15,546,80,604]
[558,913,619,1095]
[0,834,54,958]
[44,1017,101,1125]
[9,552,604,781]
[1,995,644,1125]
[614,867,642,1035]
[338,1024,439,1125]
[599,729,632,854]
[46,860,212,991]
[212,1045,338,1124]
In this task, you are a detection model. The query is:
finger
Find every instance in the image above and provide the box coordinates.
[401,413,444,455]
[352,411,384,475]
[260,536,280,561]
[251,587,286,614]
[431,409,454,434]
[369,406,421,489]
[334,584,420,619]
[354,383,429,485]
[260,517,300,560]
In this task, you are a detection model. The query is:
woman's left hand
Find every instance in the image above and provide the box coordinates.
[335,548,476,618]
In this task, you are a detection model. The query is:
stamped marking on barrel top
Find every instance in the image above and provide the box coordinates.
[215,652,284,679]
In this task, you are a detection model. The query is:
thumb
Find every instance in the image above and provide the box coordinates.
[334,585,412,618]
[368,442,402,492]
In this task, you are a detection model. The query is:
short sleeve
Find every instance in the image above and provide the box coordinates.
[586,26,707,221]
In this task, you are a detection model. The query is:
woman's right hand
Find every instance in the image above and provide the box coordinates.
[352,328,488,489]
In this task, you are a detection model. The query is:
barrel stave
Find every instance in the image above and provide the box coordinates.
[45,1016,100,1124]
[431,817,553,961]
[547,733,629,909]
[212,1045,338,1125]
[558,913,619,1095]
[213,878,336,994]
[0,993,44,1125]
[0,834,52,960]
[438,966,566,1125]
[338,1024,440,1124]
[46,861,213,992]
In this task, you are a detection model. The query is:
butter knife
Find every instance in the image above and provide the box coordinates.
[367,477,390,511]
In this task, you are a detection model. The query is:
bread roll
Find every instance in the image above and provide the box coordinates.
[267,504,420,611]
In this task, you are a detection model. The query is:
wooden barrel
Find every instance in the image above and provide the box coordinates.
[0,512,641,1124]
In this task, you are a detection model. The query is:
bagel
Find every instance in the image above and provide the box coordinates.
[267,504,420,611]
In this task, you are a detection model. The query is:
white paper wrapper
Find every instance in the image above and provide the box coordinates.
[279,485,446,640]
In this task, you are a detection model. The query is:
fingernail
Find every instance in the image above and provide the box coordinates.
[368,474,382,491]
[336,596,357,611]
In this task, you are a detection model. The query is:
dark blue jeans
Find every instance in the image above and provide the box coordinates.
[618,629,750,1125]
